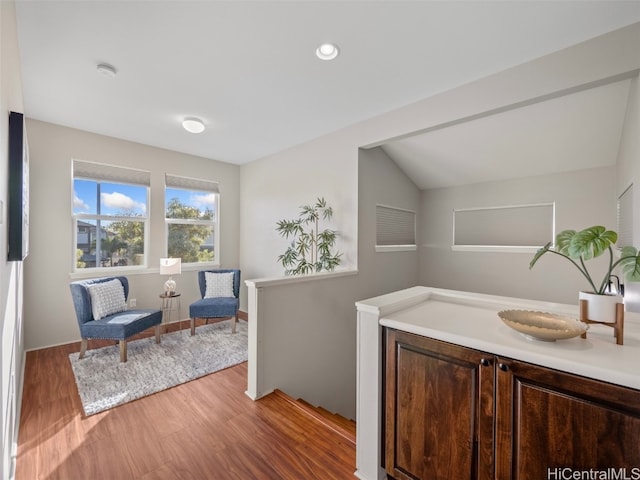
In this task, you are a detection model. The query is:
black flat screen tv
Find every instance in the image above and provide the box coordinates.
[7,111,29,261]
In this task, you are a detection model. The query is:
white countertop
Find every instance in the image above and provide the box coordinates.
[376,287,640,390]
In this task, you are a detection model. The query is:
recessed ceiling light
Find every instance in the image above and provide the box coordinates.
[316,43,339,61]
[182,117,205,134]
[96,63,117,77]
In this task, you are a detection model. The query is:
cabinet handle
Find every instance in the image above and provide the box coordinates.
[480,358,491,367]
[498,363,509,372]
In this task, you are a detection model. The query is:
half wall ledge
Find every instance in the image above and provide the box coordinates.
[244,268,359,403]
[244,268,359,289]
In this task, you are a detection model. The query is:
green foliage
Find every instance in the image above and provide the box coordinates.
[109,209,145,265]
[103,237,128,266]
[166,198,214,221]
[76,249,86,269]
[530,225,640,295]
[276,197,342,275]
[90,234,129,266]
[166,198,215,263]
[105,199,214,266]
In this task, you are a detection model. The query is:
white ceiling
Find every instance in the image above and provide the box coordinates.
[14,1,640,187]
[382,79,633,190]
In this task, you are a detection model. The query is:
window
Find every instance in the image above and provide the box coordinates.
[617,184,633,247]
[72,160,150,270]
[452,202,554,252]
[376,204,416,252]
[165,174,219,264]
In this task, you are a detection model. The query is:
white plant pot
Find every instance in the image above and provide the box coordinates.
[578,291,623,323]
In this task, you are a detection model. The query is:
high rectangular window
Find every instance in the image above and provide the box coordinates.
[165,174,219,264]
[617,184,633,248]
[72,160,150,270]
[452,202,554,251]
[376,204,416,252]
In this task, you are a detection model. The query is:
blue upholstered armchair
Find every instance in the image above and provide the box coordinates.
[189,269,241,336]
[69,276,163,362]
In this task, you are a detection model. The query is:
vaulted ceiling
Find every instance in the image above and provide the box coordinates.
[381,78,633,190]
[15,1,640,188]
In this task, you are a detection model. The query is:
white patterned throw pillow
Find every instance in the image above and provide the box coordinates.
[204,272,234,298]
[87,279,127,320]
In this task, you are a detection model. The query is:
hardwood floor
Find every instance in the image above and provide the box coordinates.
[16,323,357,479]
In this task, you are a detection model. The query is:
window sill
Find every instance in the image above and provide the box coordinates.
[451,245,542,254]
[245,268,359,288]
[69,262,221,279]
[70,266,150,280]
[375,245,417,253]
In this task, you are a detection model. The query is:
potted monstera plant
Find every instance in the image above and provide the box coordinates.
[530,225,640,322]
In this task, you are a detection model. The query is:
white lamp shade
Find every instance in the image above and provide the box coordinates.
[160,258,182,275]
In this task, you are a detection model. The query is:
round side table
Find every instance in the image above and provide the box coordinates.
[159,292,181,330]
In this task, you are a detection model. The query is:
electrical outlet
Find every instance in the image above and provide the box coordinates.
[129,298,137,308]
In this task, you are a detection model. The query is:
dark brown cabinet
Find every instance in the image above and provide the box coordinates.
[495,357,640,479]
[385,328,640,480]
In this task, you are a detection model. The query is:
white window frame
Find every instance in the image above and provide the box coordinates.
[452,202,555,253]
[71,159,150,273]
[164,174,220,267]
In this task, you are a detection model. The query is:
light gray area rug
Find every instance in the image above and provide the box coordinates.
[69,319,248,416]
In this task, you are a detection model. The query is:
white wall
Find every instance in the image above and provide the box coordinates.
[0,2,24,478]
[23,120,241,350]
[616,77,640,311]
[418,167,617,304]
[239,134,359,288]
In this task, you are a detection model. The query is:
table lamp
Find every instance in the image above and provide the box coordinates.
[160,257,181,295]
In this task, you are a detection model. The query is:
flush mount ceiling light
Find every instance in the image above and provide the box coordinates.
[182,117,205,134]
[96,63,117,77]
[316,43,339,61]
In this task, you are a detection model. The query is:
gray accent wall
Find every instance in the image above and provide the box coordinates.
[418,167,617,303]
[240,145,420,419]
[358,147,420,296]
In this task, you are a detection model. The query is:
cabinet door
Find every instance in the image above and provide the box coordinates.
[496,358,640,480]
[385,329,494,480]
